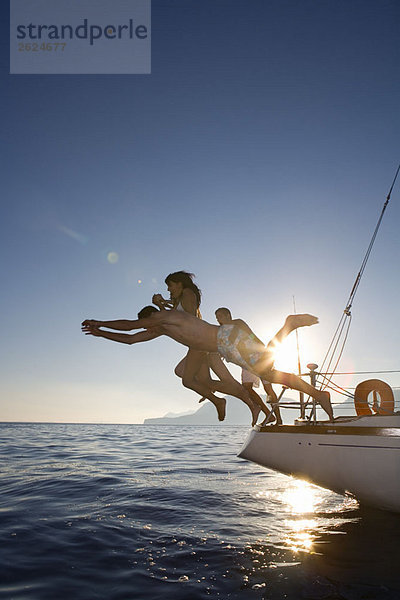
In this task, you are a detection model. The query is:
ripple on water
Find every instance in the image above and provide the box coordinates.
[1,423,400,600]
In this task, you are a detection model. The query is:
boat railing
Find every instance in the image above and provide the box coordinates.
[260,364,400,427]
[261,363,321,426]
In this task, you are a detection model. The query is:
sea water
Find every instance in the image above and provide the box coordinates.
[1,423,400,600]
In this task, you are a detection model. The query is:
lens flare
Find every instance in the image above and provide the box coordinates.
[58,225,88,245]
[107,251,119,264]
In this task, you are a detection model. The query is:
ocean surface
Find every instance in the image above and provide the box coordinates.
[1,423,400,600]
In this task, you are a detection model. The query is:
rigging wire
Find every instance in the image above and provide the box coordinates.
[317,373,355,399]
[317,163,400,391]
[319,314,352,390]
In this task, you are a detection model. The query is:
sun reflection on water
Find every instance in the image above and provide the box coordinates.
[282,480,321,554]
[284,519,317,553]
[283,480,317,514]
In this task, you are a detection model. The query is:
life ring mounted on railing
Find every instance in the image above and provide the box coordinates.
[354,379,395,416]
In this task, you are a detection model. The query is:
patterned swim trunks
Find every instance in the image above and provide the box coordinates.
[217,324,270,372]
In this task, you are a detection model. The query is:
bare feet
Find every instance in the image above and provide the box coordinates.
[285,314,319,330]
[240,394,262,426]
[318,390,334,420]
[249,401,261,427]
[212,396,226,421]
[202,392,261,426]
[272,411,283,425]
[261,413,276,426]
[199,395,226,421]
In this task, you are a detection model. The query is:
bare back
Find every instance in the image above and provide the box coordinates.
[144,310,219,352]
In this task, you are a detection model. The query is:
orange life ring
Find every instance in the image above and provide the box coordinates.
[354,379,395,416]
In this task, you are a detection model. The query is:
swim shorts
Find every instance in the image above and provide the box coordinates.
[241,369,260,386]
[217,324,269,372]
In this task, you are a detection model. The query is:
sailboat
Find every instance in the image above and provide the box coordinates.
[238,165,400,513]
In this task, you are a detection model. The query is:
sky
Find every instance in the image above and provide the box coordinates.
[1,0,399,423]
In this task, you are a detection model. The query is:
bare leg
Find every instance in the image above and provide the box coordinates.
[208,354,269,426]
[266,314,319,354]
[174,352,227,421]
[262,381,282,424]
[264,369,333,420]
[174,357,186,378]
[242,382,273,424]
[182,349,226,421]
[258,314,333,419]
[209,380,261,426]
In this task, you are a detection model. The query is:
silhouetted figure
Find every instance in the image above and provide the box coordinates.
[82,309,333,420]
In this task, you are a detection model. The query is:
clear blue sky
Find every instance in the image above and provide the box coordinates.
[1,0,399,423]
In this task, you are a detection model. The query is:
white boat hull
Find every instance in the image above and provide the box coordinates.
[238,416,400,512]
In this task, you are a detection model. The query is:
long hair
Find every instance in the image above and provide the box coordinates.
[164,271,201,307]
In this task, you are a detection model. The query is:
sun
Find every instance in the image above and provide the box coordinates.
[269,335,313,375]
[256,316,317,376]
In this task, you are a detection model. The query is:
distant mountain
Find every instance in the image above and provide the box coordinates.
[143,387,400,425]
[143,389,400,427]
[143,395,295,425]
[162,410,195,419]
[143,396,255,425]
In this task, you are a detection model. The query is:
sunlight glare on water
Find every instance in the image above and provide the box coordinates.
[283,480,317,514]
[284,520,316,553]
[282,480,319,554]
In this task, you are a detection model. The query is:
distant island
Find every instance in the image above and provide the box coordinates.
[143,395,296,425]
[143,388,400,425]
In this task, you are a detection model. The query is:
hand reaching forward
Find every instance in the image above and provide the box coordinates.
[81,320,101,336]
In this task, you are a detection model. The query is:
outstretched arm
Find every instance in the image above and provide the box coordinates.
[82,312,164,334]
[83,326,161,345]
[82,314,163,331]
[82,319,138,331]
